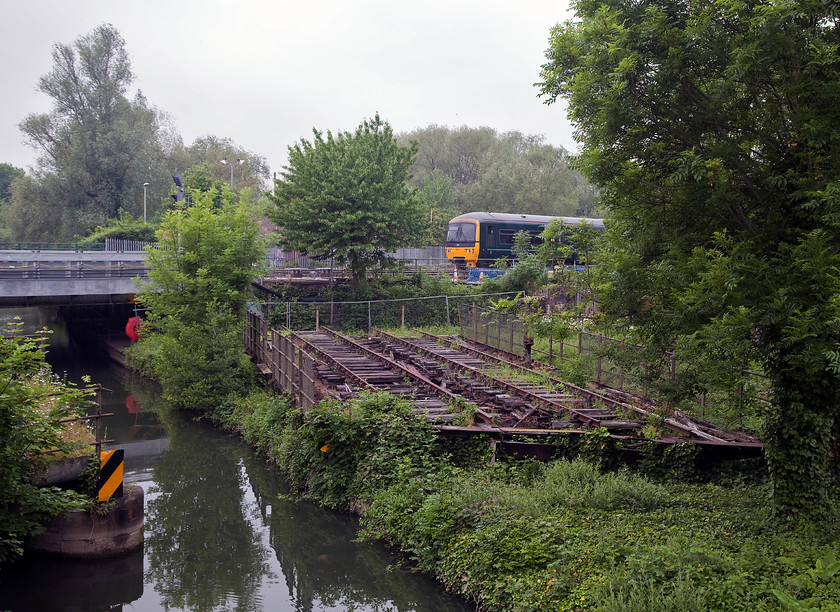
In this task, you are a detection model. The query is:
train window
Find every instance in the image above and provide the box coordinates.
[487,225,495,246]
[499,229,517,244]
[446,222,476,245]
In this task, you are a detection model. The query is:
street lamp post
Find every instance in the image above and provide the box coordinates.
[220,158,246,189]
[143,182,149,223]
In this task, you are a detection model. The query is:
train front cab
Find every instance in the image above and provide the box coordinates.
[445,217,480,268]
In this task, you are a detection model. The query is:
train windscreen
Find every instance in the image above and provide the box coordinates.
[446,222,476,245]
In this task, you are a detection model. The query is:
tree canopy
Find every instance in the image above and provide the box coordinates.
[540,0,840,515]
[5,24,178,240]
[398,125,599,222]
[136,190,265,410]
[170,135,271,202]
[268,114,425,283]
[0,163,24,203]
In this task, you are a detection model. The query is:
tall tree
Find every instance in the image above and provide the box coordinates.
[540,0,840,516]
[137,191,265,411]
[268,114,425,283]
[7,24,176,240]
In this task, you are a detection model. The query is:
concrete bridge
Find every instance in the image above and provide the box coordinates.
[0,250,149,307]
[0,245,450,308]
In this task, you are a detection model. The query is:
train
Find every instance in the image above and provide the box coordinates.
[445,212,605,268]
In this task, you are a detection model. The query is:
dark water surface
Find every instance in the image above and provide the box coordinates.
[0,308,473,612]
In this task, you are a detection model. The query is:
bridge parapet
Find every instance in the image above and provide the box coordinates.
[0,250,150,307]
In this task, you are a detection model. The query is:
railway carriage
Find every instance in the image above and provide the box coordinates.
[445,212,605,268]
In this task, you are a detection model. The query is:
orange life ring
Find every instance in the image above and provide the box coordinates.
[125,394,140,414]
[125,316,142,342]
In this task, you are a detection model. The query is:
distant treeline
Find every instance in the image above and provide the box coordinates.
[398,126,599,244]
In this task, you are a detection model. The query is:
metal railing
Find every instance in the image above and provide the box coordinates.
[0,261,149,279]
[244,309,317,412]
[0,241,105,252]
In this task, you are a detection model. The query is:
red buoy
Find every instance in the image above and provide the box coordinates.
[125,316,142,342]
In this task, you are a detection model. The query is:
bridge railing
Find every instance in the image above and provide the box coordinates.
[0,261,149,279]
[0,241,106,252]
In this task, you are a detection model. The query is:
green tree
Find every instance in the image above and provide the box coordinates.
[0,163,24,203]
[85,210,157,242]
[268,114,425,283]
[175,135,270,195]
[137,190,265,411]
[415,170,458,245]
[6,24,178,240]
[0,163,24,241]
[399,125,596,217]
[540,0,840,516]
[0,323,92,562]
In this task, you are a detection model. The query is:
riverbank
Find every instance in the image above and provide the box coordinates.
[214,388,840,611]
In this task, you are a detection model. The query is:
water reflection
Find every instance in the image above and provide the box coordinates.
[0,308,472,612]
[133,380,471,612]
[0,548,144,611]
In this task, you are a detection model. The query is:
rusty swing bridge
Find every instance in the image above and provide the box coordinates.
[243,308,763,463]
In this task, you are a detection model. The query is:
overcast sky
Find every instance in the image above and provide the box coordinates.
[1,0,576,175]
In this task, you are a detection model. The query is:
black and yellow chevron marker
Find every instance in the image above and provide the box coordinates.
[97,449,124,502]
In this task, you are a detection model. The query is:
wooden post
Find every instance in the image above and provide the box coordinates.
[315,307,319,331]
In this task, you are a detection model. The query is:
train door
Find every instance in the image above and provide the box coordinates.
[479,224,496,267]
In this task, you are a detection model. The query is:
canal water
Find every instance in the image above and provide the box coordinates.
[0,308,473,612]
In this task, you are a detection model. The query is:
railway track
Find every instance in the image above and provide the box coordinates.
[289,327,761,451]
[414,331,760,445]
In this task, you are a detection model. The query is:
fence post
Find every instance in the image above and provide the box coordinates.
[368,301,372,332]
[445,296,450,326]
[509,314,514,354]
[596,334,603,385]
[618,339,625,391]
[473,302,478,342]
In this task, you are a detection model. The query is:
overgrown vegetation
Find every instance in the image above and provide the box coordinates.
[217,388,839,611]
[130,189,264,411]
[540,0,840,518]
[0,321,94,563]
[83,210,157,243]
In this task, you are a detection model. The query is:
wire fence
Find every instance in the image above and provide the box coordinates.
[458,303,770,427]
[257,291,521,332]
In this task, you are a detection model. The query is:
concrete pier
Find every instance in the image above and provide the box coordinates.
[26,485,144,558]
